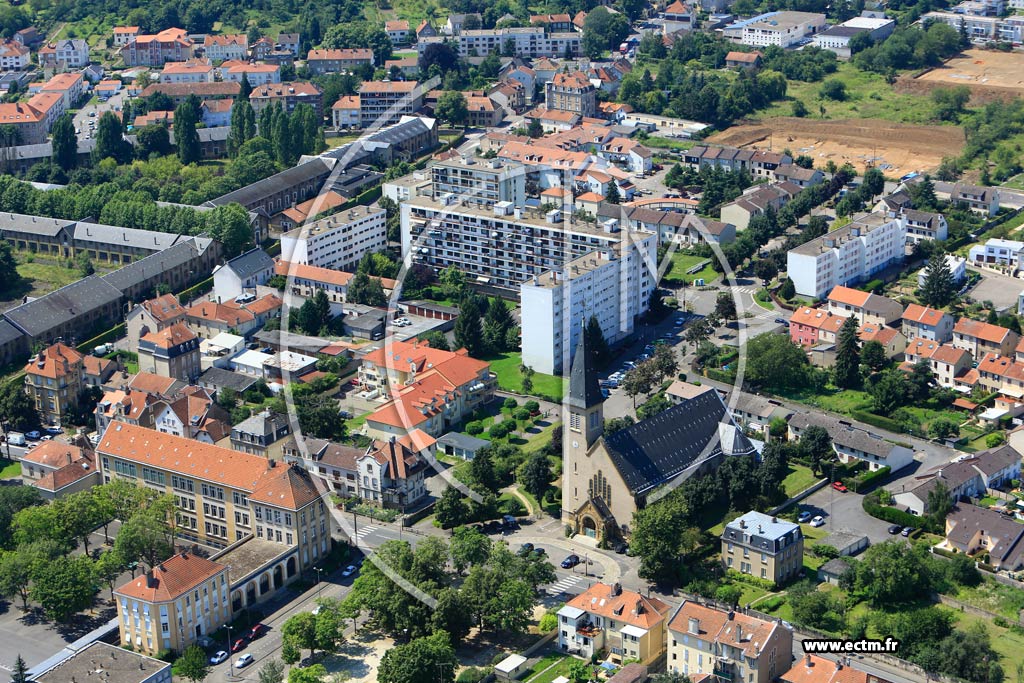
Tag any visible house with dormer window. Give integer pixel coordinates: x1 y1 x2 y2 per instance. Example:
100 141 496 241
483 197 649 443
557 582 670 665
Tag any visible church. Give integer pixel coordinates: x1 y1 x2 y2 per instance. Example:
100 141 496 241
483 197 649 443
561 334 755 543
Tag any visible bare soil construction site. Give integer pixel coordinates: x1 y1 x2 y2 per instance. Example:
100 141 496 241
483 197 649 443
898 49 1024 104
708 117 966 175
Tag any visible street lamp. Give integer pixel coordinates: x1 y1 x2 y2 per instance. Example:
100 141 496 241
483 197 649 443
314 566 323 600
225 624 234 680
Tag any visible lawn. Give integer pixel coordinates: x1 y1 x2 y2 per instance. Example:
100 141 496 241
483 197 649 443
948 609 1024 675
664 251 718 287
523 421 559 455
0 460 20 479
754 288 774 310
486 352 564 401
756 63 941 124
782 463 820 497
953 576 1024 620
644 136 697 151
525 653 574 683
779 387 872 414
17 261 83 292
344 411 371 434
1002 173 1024 191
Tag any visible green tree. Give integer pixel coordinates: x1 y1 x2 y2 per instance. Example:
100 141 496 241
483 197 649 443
0 549 34 608
174 96 202 165
282 611 319 659
51 113 77 171
928 417 959 442
436 91 469 127
605 181 621 204
799 425 833 476
418 331 450 352
439 265 466 300
921 252 957 308
378 632 456 683
258 659 286 683
483 297 514 353
430 587 473 642
527 118 543 138
228 99 257 157
584 315 611 367
115 504 175 570
713 291 737 321
434 486 469 529
747 333 812 391
11 655 28 683
926 480 953 522
94 111 132 164
582 6 630 58
869 369 909 414
58 489 106 555
347 271 388 307
753 259 778 285
849 541 932 606
517 451 553 499
567 660 591 683
449 525 491 573
288 664 328 683
95 548 127 599
820 78 847 100
861 340 888 372
454 297 485 357
173 645 211 683
136 123 172 158
30 554 96 622
834 316 861 389
0 239 22 296
204 203 253 258
630 491 702 583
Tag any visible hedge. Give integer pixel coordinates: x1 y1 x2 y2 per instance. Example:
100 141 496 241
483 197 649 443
177 276 214 304
850 409 903 434
862 492 922 529
705 368 736 384
79 322 127 353
849 465 891 493
726 569 777 591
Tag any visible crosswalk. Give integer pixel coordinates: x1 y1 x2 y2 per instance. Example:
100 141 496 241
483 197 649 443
728 286 759 295
547 573 586 595
351 524 379 544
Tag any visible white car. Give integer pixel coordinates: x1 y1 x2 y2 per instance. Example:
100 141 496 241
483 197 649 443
311 604 321 616
342 564 357 577
810 515 825 527
235 654 254 668
210 651 228 665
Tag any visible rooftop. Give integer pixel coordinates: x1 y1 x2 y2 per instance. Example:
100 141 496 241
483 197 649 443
669 601 784 658
115 550 227 602
33 642 170 683
725 510 800 541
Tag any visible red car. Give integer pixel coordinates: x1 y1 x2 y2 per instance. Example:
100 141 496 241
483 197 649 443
249 623 267 640
231 638 247 653
832 481 848 492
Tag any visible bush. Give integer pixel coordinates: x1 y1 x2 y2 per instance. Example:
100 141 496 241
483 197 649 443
503 397 518 411
457 668 490 683
539 612 558 633
726 569 776 590
465 421 484 435
811 543 841 559
863 491 935 531
987 432 1006 447
524 400 540 413
757 595 786 612
850 409 903 434
513 407 531 421
849 465 891 493
489 421 513 439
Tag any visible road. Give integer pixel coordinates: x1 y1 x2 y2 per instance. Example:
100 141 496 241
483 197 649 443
72 91 125 144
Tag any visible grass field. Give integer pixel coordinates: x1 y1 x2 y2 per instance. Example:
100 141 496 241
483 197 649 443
754 288 774 310
783 463 820 497
947 609 1024 675
0 460 20 479
344 411 371 434
487 352 564 401
644 136 697 151
523 421 559 454
17 261 83 292
757 63 941 124
664 252 718 287
953 576 1024 620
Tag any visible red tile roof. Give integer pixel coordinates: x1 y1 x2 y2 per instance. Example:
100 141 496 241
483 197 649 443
142 294 185 323
116 551 227 602
955 318 1014 345
128 372 178 397
827 285 870 308
566 583 670 630
669 601 781 658
782 654 890 683
25 343 83 379
902 304 948 326
23 441 87 469
141 321 197 349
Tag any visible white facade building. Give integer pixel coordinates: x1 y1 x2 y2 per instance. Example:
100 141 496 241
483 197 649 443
813 16 894 57
969 238 1024 269
430 156 526 207
787 212 906 299
417 27 581 58
917 255 967 288
280 205 387 270
724 11 827 47
521 234 657 374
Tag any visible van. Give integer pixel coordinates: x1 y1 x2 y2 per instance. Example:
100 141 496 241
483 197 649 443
93 343 112 355
7 432 25 446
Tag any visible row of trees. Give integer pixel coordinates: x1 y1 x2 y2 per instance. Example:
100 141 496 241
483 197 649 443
0 480 180 622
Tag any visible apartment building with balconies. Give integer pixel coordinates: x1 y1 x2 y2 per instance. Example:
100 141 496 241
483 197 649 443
557 582 671 665
721 510 804 584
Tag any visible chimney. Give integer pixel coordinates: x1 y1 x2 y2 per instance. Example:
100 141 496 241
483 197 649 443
688 617 700 635
771 516 777 523
836 660 843 671
739 518 746 529
728 610 735 620
805 654 812 667
736 624 742 641
612 582 621 596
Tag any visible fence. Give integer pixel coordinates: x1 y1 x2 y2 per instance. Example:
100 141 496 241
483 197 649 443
767 478 829 515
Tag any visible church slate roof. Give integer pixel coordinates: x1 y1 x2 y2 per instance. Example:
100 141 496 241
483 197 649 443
567 330 602 410
603 390 754 495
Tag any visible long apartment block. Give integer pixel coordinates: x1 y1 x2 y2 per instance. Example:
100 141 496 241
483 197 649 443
400 195 648 292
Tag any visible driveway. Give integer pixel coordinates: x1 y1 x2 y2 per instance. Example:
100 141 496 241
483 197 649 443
965 268 1024 312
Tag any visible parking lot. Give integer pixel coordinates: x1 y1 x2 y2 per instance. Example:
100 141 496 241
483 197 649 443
72 91 125 144
965 268 1024 312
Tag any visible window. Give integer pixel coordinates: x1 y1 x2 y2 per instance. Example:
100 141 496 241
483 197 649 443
233 491 249 507
114 460 137 477
142 467 165 486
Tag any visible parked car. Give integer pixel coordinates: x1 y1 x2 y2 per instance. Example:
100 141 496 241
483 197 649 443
502 514 519 529
888 524 903 535
832 481 848 492
774 318 787 325
484 520 503 533
249 624 267 640
561 554 581 568
25 431 40 440
44 426 61 436
797 511 812 523
231 638 247 653
210 651 229 665
235 654 254 668
901 526 915 537
533 547 546 556
519 543 534 556
338 409 354 419
810 515 825 527
342 565 357 577
613 541 628 555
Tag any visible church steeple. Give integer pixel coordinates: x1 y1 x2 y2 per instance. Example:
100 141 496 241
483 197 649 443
566 328 604 448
